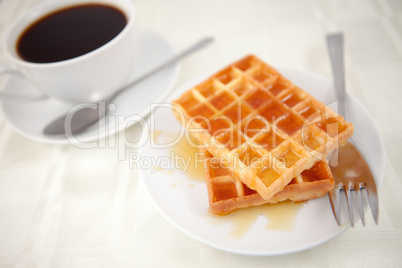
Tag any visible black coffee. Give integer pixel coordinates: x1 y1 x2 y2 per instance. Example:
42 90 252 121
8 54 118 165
17 4 127 63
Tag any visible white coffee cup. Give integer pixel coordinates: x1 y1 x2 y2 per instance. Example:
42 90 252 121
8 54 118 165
1 0 136 103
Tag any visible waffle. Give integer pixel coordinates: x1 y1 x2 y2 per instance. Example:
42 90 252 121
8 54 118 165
204 151 334 215
173 55 353 200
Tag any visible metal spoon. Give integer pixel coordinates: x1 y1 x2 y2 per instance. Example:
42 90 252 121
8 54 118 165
43 36 214 136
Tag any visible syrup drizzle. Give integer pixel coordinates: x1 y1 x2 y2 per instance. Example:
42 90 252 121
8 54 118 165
209 201 306 238
152 130 205 181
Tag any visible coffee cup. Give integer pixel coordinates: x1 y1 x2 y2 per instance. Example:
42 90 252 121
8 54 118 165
1 0 136 103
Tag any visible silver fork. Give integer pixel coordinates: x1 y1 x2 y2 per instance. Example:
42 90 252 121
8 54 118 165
326 33 379 227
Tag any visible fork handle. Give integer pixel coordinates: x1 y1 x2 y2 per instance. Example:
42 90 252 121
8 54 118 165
326 33 348 120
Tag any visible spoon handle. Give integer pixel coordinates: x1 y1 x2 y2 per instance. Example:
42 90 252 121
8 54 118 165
108 36 214 101
326 33 347 120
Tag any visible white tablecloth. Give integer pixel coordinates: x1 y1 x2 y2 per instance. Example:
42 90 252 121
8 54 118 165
0 0 401 267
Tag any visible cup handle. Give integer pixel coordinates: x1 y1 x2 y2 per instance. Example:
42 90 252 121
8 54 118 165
0 63 47 102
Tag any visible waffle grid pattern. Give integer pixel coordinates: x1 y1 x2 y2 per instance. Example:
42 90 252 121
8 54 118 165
204 151 335 215
173 55 353 200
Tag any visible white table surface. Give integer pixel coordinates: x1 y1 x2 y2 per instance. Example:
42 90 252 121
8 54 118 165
0 0 401 267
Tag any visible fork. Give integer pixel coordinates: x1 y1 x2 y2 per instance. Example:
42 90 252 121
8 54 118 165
326 33 379 227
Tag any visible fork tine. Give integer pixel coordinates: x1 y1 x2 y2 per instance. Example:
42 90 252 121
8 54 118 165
356 187 365 226
328 188 341 225
344 186 355 227
366 184 379 224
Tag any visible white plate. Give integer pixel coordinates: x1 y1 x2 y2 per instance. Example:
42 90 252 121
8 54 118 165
138 67 385 256
0 28 180 144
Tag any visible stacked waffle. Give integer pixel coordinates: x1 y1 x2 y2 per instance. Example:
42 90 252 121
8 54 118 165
172 55 353 215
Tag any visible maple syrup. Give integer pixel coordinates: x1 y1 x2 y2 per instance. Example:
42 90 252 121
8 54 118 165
209 201 306 238
170 136 205 181
152 130 205 181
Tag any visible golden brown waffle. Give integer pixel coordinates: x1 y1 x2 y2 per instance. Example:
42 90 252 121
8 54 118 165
204 151 335 215
173 55 353 200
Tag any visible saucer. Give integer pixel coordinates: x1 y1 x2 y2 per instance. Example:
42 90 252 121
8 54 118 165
0 28 180 144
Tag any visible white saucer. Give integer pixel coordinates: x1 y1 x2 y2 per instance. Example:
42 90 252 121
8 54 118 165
0 28 180 144
138 67 385 256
